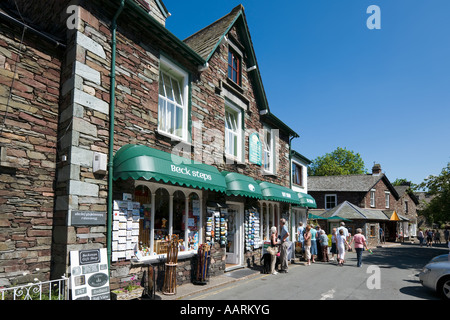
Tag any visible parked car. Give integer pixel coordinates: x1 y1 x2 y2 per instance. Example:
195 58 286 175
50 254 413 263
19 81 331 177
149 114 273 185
419 254 450 300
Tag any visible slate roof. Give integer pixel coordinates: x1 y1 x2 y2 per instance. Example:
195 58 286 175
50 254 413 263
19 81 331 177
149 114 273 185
308 174 386 192
184 4 242 60
320 201 390 221
394 185 419 204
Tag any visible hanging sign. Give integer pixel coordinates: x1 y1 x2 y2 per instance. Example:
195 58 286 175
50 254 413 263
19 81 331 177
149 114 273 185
249 133 262 165
69 248 110 300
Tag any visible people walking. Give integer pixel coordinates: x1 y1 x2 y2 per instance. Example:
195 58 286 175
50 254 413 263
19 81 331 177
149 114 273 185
418 229 424 247
319 230 329 262
330 228 337 261
279 218 290 273
297 222 304 256
337 222 349 242
444 227 449 246
336 229 349 266
434 230 441 245
379 227 385 244
303 225 312 266
267 226 279 275
349 228 369 267
426 229 433 247
316 226 323 261
310 224 317 263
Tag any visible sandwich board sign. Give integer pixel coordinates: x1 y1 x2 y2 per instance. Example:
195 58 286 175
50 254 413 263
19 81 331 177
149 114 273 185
69 248 110 300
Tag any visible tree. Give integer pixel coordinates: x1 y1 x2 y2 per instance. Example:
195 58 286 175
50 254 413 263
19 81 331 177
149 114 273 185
392 178 418 191
417 163 450 225
308 147 366 176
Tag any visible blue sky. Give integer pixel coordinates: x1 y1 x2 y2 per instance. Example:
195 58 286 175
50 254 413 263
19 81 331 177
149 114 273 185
163 0 450 186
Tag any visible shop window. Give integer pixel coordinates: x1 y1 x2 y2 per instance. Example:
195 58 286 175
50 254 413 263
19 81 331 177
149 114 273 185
135 185 151 251
154 188 170 254
370 225 376 237
173 190 186 250
187 193 200 251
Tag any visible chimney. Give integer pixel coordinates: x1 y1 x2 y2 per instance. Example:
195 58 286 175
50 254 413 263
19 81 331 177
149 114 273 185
372 163 382 175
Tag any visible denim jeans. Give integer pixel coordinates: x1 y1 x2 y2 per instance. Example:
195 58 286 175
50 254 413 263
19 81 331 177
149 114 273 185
355 248 364 267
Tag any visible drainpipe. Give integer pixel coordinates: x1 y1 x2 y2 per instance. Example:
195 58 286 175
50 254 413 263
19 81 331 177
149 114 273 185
289 135 294 237
107 0 125 268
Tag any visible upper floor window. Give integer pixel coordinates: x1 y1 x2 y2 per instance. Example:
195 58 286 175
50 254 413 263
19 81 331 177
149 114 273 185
263 127 275 174
370 189 376 207
385 191 390 208
158 56 189 141
325 194 337 209
228 48 241 86
292 162 303 186
224 101 243 162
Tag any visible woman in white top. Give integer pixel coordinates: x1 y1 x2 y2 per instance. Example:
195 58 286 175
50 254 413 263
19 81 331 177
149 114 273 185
337 228 349 266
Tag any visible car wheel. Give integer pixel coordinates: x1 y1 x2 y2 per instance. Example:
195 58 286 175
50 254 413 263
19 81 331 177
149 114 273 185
437 276 450 300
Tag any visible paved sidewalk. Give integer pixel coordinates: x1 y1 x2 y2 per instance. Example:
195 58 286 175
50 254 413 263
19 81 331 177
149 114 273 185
151 267 262 300
147 241 406 300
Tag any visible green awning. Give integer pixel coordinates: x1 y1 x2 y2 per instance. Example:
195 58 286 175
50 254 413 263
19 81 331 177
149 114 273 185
297 192 317 208
308 213 327 220
113 144 227 193
221 171 263 199
258 181 301 205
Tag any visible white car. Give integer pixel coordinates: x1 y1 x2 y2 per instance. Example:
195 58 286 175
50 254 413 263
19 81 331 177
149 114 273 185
419 254 450 300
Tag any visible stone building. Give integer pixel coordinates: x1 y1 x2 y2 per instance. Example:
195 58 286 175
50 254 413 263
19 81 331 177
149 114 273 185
0 0 302 295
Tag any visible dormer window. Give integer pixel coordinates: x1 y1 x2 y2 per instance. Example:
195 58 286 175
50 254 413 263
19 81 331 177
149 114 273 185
228 47 241 86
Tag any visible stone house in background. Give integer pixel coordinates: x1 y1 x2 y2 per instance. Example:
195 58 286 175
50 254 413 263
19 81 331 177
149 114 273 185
308 164 417 243
0 0 302 294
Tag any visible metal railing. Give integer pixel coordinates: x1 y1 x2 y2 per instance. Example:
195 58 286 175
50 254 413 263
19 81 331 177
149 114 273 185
0 276 69 300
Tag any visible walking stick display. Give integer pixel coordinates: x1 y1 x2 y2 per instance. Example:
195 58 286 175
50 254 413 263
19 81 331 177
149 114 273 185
162 235 179 295
194 243 211 285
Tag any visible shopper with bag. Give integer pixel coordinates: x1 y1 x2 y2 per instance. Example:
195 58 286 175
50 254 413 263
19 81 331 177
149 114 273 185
267 226 279 275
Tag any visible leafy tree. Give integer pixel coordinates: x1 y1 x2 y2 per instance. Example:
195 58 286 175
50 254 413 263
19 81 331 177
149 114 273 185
392 178 418 191
417 163 450 224
308 147 366 176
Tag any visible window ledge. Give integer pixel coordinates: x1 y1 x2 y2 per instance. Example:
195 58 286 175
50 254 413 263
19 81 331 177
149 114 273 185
156 129 190 145
132 250 197 264
224 154 245 165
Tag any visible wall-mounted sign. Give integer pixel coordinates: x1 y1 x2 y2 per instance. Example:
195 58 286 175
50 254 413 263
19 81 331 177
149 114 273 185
69 248 110 300
69 211 106 226
249 133 262 165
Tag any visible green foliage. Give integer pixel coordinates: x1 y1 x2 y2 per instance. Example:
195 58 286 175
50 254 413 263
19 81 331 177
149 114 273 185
308 147 366 176
418 163 450 224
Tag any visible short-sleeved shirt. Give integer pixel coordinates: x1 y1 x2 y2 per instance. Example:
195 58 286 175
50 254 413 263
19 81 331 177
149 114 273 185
337 227 349 239
280 225 289 242
353 234 366 249
298 226 304 242
319 234 328 246
310 228 317 241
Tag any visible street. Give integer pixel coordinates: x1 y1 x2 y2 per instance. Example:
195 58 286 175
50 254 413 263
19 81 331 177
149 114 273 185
184 243 449 300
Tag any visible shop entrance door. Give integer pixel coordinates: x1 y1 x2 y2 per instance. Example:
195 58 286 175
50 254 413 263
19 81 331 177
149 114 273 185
225 203 243 267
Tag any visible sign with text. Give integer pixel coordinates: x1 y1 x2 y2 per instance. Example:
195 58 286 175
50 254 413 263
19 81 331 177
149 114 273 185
69 248 110 300
69 210 106 226
249 133 262 165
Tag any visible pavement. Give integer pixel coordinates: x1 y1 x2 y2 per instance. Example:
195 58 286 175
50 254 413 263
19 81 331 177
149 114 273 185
149 241 408 300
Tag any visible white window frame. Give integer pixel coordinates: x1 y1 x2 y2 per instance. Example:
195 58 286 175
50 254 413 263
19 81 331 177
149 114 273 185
385 191 390 208
158 56 189 142
224 100 243 162
291 160 304 187
263 126 275 175
325 194 337 210
370 189 376 207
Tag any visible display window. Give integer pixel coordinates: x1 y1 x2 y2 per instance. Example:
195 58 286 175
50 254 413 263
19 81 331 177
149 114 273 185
113 181 203 262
